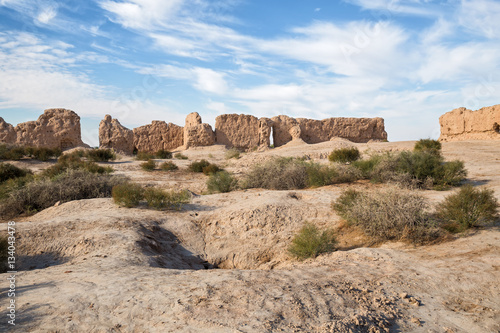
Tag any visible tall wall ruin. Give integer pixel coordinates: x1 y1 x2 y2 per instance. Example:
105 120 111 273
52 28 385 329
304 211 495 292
439 104 500 142
0 109 389 154
0 108 86 150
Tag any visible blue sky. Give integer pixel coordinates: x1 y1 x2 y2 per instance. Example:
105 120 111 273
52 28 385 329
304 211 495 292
0 0 499 146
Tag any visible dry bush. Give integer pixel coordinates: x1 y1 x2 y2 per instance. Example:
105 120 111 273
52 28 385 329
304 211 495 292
225 148 241 160
144 187 190 210
42 153 113 178
155 150 172 159
288 222 337 260
333 187 442 244
1 170 124 218
331 163 363 183
207 171 238 193
352 150 466 189
202 163 221 175
437 185 498 232
160 161 178 171
188 159 210 172
112 182 144 208
136 151 156 161
328 147 360 163
244 157 361 190
140 159 156 171
243 157 309 190
174 153 188 160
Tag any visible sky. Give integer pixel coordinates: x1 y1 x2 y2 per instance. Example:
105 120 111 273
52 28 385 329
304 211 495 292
0 0 499 146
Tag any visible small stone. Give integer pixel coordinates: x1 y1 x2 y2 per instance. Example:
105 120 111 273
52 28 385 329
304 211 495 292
410 317 421 326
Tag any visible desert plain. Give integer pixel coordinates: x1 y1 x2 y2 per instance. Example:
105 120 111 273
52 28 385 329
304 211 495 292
0 139 499 333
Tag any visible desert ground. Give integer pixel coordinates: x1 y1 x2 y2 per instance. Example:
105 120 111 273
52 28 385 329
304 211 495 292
1 139 499 333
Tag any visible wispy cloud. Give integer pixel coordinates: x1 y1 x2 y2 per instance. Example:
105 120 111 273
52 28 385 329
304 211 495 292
36 4 57 24
0 31 181 129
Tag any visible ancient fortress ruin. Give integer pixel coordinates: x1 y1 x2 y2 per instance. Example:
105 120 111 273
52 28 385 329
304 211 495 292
99 113 388 154
2 104 499 153
0 109 387 153
0 109 86 149
439 104 500 142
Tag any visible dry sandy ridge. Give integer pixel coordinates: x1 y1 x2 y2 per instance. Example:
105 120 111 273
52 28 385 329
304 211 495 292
0 140 499 332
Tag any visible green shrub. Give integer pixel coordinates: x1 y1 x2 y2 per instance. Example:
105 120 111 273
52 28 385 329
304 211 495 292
225 148 241 160
0 236 7 273
396 150 441 184
155 150 172 159
333 187 441 244
136 151 156 161
434 160 467 188
331 163 363 184
112 182 144 208
174 153 188 160
28 147 61 161
189 159 210 173
414 139 441 155
2 146 26 160
328 147 360 163
85 148 116 162
140 159 156 171
144 187 190 210
351 151 466 189
202 163 221 175
0 170 124 218
144 187 169 210
207 171 238 193
0 163 32 183
288 222 337 260
332 188 361 219
0 145 63 161
164 189 190 210
305 163 337 188
0 174 34 200
160 161 178 171
352 152 392 180
437 185 498 232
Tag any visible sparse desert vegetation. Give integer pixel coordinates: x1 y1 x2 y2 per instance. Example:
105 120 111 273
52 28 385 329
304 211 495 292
1 139 499 333
160 161 178 171
333 187 442 244
140 159 156 171
0 169 124 218
112 182 190 210
437 185 499 232
206 171 238 193
0 144 62 161
328 147 360 163
288 222 337 260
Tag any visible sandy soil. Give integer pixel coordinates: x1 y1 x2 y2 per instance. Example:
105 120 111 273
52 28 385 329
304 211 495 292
1 140 499 332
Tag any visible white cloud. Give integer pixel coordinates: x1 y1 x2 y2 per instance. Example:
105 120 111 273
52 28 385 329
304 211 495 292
344 0 444 18
458 0 500 39
36 5 57 24
99 0 184 29
193 68 228 95
417 43 500 83
256 21 409 77
0 31 177 133
139 64 228 94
